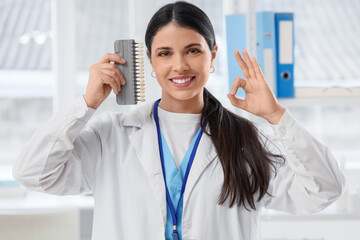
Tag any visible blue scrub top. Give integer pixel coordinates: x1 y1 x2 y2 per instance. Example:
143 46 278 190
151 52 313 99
160 128 202 240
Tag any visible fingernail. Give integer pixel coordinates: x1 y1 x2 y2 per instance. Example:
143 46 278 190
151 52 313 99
231 90 235 95
122 79 126 85
121 59 126 63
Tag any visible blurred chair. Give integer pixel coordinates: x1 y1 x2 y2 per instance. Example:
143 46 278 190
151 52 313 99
0 209 79 240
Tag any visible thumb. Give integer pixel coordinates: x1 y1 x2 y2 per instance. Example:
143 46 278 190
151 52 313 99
227 94 246 110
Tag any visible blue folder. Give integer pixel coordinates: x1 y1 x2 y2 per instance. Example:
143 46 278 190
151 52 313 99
256 11 277 97
275 13 295 98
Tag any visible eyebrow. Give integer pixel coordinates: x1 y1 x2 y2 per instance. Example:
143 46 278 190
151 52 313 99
155 43 203 52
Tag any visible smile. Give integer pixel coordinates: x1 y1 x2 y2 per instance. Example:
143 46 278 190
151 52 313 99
171 77 193 84
169 76 195 87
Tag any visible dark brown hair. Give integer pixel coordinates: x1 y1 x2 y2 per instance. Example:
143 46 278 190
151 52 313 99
145 1 284 209
201 89 284 209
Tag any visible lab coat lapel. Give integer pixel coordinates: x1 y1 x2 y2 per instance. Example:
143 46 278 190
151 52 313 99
183 132 218 211
125 103 167 225
123 101 218 223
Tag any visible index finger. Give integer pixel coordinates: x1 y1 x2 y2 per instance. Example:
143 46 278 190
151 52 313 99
242 50 256 79
252 56 265 81
234 50 250 79
98 53 126 64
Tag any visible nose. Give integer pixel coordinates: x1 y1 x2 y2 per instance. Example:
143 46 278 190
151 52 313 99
172 54 189 73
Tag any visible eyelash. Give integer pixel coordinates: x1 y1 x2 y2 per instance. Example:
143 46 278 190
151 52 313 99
158 51 170 57
188 48 201 54
157 48 201 57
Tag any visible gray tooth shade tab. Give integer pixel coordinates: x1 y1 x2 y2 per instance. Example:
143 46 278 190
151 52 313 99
114 39 145 105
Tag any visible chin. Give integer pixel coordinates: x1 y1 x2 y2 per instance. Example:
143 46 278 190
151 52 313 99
167 90 203 102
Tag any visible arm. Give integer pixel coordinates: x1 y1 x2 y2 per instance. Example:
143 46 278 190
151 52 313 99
13 53 127 195
13 96 101 195
227 49 345 214
263 109 345 214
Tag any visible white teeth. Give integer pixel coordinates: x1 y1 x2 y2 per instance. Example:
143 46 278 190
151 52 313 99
171 77 193 84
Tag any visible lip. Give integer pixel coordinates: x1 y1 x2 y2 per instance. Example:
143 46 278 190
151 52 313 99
169 75 195 87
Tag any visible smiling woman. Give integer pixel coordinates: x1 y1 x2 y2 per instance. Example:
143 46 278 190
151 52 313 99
13 1 345 240
148 23 216 113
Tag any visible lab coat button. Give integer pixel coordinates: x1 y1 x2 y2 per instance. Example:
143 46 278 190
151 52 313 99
183 219 192 229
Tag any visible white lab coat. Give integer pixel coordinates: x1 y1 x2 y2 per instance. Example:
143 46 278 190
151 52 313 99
13 96 345 240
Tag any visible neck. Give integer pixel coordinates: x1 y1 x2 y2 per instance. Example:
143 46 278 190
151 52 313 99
158 92 204 114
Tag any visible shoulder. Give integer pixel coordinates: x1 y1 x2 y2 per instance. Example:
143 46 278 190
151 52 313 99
87 101 155 133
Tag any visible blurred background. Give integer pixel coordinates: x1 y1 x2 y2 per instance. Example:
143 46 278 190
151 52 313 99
0 0 359 239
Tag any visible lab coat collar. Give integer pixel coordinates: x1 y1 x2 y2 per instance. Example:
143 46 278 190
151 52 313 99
124 100 218 224
123 101 155 128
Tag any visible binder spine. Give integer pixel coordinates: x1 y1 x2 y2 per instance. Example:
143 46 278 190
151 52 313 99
114 39 145 105
275 13 294 98
256 11 277 97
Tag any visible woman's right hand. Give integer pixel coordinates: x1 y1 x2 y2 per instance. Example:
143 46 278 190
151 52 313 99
84 53 126 109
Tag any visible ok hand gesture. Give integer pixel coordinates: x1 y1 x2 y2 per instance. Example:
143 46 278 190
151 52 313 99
227 50 286 125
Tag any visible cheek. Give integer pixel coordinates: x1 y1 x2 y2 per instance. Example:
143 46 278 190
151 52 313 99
194 53 212 70
194 59 211 76
152 60 171 76
199 69 210 84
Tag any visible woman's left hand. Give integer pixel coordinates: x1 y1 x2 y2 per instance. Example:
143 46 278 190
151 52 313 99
227 49 286 125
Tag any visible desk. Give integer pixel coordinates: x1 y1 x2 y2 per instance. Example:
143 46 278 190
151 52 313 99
0 189 94 240
0 189 94 214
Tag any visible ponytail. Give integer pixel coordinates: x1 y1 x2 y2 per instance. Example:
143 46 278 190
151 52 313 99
200 88 284 209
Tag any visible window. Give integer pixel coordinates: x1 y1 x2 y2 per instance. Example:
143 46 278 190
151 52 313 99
0 0 53 165
1 0 359 171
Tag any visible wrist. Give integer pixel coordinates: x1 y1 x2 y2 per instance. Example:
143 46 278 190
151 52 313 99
264 105 286 125
83 94 101 109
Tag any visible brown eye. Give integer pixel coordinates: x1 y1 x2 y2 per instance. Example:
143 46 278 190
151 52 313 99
188 48 201 54
159 51 170 57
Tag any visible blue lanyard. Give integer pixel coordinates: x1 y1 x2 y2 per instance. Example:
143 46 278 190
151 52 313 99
153 99 203 240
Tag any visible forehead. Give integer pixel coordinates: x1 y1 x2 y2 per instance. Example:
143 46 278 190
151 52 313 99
151 23 208 49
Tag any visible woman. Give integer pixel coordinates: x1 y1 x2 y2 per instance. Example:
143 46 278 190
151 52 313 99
13 1 344 240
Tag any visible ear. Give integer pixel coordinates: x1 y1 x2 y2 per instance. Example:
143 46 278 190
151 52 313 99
210 45 218 67
146 50 152 65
